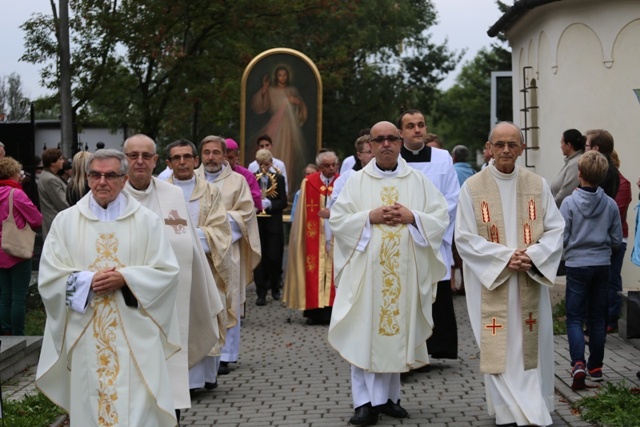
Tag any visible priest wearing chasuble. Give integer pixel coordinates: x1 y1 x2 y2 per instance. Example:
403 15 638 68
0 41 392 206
283 150 340 325
328 121 449 426
36 150 181 427
196 135 261 373
165 138 233 391
122 135 225 414
455 122 564 427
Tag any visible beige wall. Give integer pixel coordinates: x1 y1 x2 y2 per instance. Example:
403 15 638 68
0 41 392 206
505 0 640 289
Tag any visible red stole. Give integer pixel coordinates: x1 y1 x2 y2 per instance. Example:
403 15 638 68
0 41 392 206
303 172 338 309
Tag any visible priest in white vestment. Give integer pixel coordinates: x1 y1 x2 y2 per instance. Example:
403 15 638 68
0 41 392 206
164 139 234 390
329 121 449 426
36 149 181 427
122 134 224 413
455 122 564 427
196 135 261 374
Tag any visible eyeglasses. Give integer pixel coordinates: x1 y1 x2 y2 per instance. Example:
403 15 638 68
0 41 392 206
125 152 155 161
169 154 195 163
491 141 521 150
371 135 402 144
87 171 125 182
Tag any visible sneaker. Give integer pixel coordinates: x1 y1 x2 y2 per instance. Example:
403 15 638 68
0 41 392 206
571 362 587 390
588 367 603 382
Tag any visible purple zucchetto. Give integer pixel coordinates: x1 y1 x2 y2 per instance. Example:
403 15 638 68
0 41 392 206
225 138 239 151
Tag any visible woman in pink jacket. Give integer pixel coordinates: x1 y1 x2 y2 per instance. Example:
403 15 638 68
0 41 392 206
0 157 43 335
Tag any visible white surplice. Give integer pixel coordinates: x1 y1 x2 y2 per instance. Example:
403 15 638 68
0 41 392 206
455 164 564 427
36 192 181 427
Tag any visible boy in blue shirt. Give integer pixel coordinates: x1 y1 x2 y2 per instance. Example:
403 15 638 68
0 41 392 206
560 150 622 390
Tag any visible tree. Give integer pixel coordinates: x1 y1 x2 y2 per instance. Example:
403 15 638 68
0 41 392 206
431 0 512 161
20 0 461 159
0 73 29 122
434 45 511 151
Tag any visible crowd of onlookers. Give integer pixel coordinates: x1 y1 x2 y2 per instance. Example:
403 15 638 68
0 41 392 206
0 141 95 336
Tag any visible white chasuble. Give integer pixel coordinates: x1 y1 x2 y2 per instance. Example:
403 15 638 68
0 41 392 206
328 159 449 373
36 192 181 427
196 165 261 321
185 176 233 356
125 178 223 410
455 164 564 427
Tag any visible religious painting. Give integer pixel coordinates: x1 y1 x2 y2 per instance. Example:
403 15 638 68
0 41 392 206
241 48 322 200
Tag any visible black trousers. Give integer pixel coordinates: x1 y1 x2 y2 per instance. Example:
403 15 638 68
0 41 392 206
426 280 458 359
254 216 284 298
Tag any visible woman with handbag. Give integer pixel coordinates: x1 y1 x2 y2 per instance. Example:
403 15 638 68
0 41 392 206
0 157 43 335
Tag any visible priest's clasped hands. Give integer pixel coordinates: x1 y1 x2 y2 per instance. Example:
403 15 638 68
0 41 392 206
507 249 533 272
369 202 416 226
91 267 127 294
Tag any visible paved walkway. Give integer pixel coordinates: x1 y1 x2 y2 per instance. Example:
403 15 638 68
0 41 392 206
4 284 640 426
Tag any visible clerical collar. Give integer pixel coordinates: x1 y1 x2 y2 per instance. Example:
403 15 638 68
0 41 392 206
403 142 425 155
376 163 398 173
89 192 126 221
321 174 333 185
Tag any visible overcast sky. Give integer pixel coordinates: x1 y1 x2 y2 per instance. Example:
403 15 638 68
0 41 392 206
0 1 505 101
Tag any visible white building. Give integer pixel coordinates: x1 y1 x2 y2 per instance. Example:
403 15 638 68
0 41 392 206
489 0 640 289
33 121 126 154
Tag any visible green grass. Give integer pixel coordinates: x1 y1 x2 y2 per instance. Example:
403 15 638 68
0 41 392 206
553 298 567 335
1 392 65 426
575 381 640 427
24 282 47 336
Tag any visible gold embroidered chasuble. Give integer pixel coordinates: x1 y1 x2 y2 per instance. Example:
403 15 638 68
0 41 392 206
125 178 224 410
36 193 180 427
328 159 449 372
465 168 544 374
283 172 338 311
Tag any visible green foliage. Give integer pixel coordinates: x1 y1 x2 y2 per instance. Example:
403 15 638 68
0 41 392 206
553 298 567 335
432 38 511 159
0 73 29 121
19 0 462 158
1 393 65 426
575 381 640 426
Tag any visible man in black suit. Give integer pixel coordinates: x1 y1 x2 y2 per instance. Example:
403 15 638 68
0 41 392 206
254 149 288 305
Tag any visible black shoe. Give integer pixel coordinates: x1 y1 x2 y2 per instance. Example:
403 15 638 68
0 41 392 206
272 291 281 301
204 381 218 390
376 399 408 419
256 296 267 306
306 317 321 325
218 362 230 375
349 403 378 426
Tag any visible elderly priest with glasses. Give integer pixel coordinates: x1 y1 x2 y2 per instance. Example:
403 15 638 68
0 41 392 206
328 121 449 426
36 149 182 427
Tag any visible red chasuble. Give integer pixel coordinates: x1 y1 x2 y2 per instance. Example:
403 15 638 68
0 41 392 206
284 171 339 311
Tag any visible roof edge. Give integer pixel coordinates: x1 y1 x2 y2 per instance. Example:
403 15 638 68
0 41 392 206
488 0 562 37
